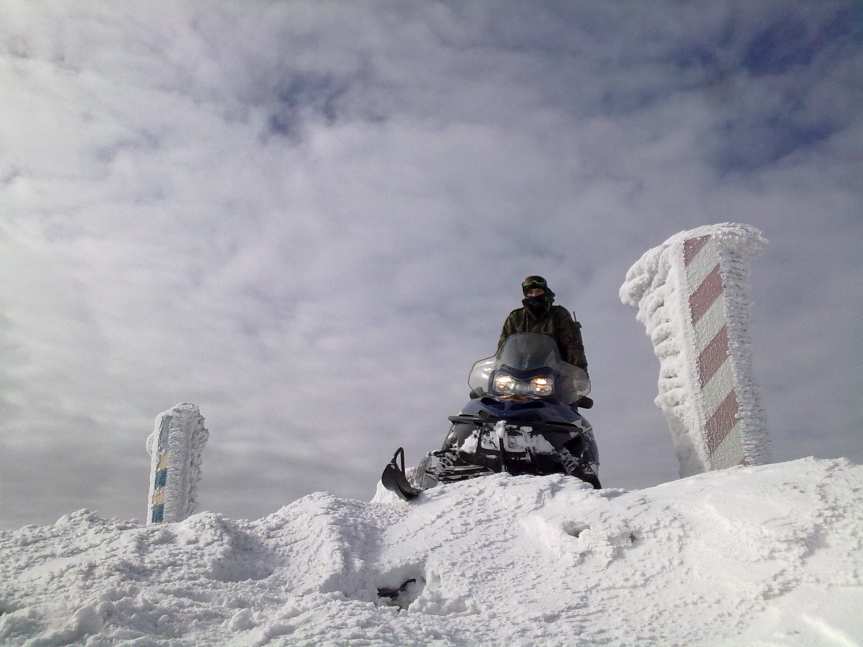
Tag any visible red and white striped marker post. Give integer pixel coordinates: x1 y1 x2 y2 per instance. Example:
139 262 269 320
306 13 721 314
621 223 769 475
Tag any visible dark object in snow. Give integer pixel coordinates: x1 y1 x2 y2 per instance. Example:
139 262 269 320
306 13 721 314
377 578 417 600
381 333 601 500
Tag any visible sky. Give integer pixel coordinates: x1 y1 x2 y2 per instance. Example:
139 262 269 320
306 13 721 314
1 1 861 529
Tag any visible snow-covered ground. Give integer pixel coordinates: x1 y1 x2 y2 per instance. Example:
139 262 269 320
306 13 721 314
2 457 861 646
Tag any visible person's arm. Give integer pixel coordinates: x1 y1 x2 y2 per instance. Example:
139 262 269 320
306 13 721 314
497 312 516 353
556 308 588 371
571 316 588 372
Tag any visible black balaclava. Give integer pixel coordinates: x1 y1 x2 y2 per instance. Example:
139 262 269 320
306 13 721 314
523 294 547 315
521 275 554 316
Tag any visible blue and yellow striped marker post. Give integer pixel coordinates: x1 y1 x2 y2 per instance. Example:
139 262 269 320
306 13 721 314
149 416 170 524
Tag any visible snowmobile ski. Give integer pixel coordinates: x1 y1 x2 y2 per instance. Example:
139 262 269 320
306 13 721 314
381 447 422 501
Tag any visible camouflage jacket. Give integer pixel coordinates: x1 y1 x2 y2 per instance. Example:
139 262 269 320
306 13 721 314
497 305 588 371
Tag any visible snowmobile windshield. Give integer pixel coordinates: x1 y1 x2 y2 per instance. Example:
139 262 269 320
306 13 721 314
497 333 561 370
467 333 590 401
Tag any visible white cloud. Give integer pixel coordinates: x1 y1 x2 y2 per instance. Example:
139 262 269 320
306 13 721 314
1 0 861 527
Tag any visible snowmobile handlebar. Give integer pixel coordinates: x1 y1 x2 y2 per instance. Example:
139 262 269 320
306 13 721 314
447 414 583 433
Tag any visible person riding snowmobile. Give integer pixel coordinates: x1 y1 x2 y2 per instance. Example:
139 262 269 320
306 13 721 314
498 275 589 374
378 274 600 502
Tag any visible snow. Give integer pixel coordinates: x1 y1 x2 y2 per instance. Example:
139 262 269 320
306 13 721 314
620 223 769 474
2 458 861 646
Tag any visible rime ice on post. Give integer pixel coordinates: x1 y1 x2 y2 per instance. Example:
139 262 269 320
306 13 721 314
620 223 769 475
145 403 209 524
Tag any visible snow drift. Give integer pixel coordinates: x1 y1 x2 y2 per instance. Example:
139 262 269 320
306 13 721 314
621 223 769 475
2 458 861 646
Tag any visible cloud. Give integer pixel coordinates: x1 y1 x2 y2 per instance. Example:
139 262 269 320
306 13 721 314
1 1 861 527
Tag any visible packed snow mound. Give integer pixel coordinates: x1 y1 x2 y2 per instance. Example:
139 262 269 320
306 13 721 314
2 459 862 646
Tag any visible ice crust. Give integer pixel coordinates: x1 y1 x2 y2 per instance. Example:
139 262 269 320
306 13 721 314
2 458 861 646
145 403 209 524
620 223 769 475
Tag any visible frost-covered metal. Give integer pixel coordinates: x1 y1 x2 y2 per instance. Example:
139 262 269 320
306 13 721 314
145 403 209 524
620 223 769 475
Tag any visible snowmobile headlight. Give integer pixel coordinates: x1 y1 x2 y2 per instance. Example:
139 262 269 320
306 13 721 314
493 373 517 395
529 375 554 396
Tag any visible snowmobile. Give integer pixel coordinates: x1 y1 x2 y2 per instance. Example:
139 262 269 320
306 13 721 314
381 332 600 501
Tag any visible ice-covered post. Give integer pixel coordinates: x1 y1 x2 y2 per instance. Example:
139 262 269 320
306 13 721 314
145 403 209 524
620 223 769 476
